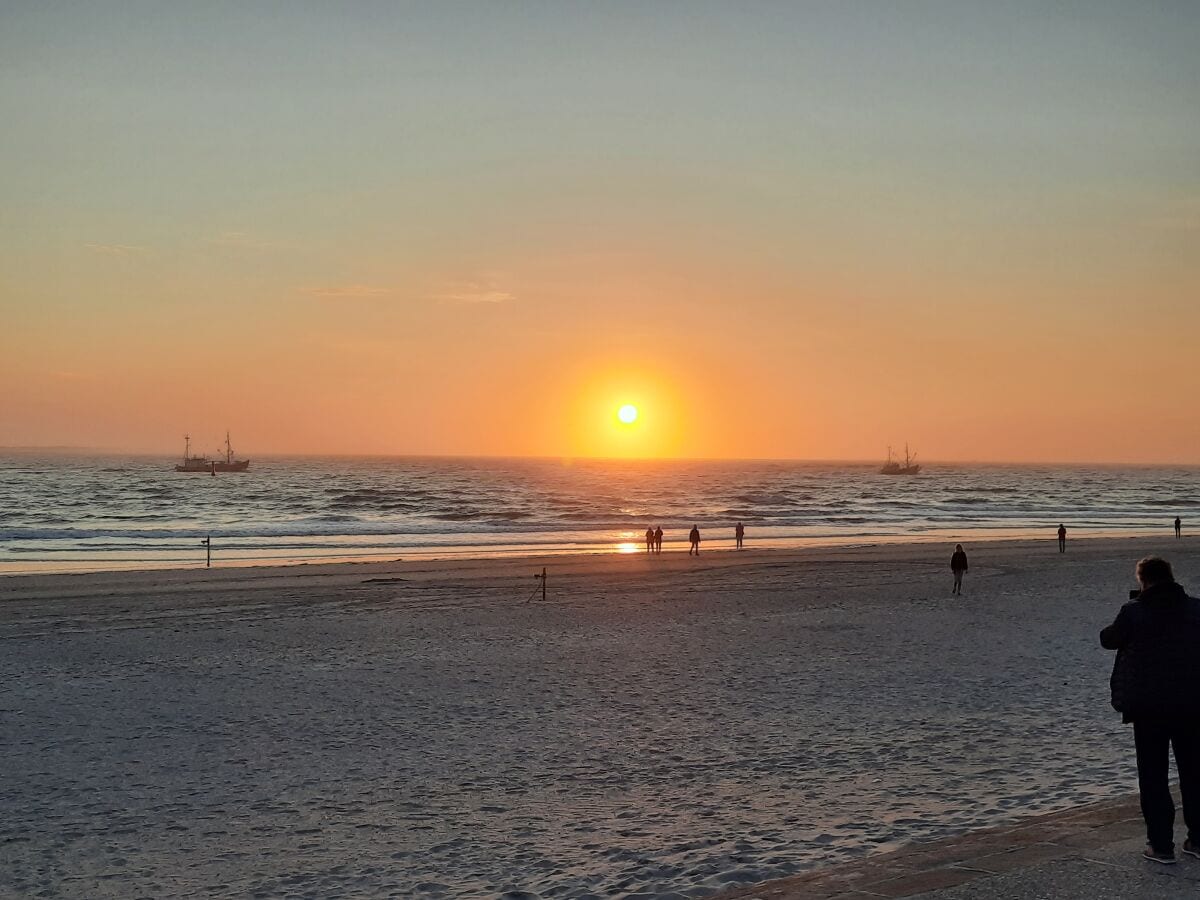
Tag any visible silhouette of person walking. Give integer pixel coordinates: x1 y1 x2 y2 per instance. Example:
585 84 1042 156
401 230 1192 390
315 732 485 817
1176 517 1183 540
1058 524 1067 553
688 524 701 556
654 525 663 554
735 522 745 550
950 544 968 595
645 526 654 554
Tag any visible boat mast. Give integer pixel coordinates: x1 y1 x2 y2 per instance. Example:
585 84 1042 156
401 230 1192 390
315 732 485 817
184 434 190 461
225 431 233 464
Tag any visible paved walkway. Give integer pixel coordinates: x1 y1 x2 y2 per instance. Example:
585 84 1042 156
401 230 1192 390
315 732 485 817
718 793 1200 899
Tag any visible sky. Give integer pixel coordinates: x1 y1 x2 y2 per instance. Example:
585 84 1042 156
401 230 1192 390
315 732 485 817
2 2 1198 462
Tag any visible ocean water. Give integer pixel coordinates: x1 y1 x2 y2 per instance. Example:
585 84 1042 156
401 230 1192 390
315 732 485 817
0 454 1196 573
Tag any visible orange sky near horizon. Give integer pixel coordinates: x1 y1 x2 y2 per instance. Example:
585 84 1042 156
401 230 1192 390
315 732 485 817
2 5 1198 464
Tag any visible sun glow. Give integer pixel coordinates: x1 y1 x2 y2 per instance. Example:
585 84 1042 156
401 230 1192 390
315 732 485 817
565 370 685 458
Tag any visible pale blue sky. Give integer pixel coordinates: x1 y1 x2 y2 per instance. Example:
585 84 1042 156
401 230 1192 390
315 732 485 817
5 3 1196 254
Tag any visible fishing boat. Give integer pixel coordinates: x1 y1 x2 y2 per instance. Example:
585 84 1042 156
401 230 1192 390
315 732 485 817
175 432 250 473
880 444 921 475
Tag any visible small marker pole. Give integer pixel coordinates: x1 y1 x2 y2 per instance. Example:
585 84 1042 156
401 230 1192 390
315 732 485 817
533 566 546 602
202 534 211 568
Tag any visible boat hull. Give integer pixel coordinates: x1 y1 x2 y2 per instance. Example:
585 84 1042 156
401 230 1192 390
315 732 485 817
175 460 250 473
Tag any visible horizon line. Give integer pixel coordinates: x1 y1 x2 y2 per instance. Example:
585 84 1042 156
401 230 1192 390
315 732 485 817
2 446 1199 468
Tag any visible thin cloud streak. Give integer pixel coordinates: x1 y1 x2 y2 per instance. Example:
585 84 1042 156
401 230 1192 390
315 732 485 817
302 284 392 299
84 242 146 255
436 278 516 304
206 231 281 250
444 289 515 304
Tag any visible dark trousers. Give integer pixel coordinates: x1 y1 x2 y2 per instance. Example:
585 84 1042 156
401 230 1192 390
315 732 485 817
1133 716 1200 852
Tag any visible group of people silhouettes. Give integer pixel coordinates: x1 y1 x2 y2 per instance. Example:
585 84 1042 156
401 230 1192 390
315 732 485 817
646 517 1182 570
643 522 747 555
951 518 1185 595
643 526 664 553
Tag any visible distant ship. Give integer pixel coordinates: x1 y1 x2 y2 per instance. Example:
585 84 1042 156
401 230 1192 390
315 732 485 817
175 432 250 473
880 444 921 475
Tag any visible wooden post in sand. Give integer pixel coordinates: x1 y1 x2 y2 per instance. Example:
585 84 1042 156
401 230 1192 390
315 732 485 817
534 567 546 602
201 535 211 568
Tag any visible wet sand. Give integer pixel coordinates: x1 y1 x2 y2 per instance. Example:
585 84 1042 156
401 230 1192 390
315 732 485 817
1 536 1194 897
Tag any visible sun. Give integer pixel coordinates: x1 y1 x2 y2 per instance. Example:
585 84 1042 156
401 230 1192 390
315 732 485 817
617 404 639 425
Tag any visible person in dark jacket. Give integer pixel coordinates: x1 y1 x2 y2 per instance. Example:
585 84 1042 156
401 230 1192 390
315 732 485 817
654 525 663 554
1100 557 1200 864
1057 524 1067 553
1176 517 1183 539
950 544 968 595
688 525 701 556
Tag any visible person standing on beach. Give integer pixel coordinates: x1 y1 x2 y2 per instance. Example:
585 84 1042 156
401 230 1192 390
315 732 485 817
1176 517 1183 539
645 527 655 554
1057 524 1067 553
735 522 745 550
688 525 701 556
950 544 968 595
1101 557 1200 865
654 525 663 554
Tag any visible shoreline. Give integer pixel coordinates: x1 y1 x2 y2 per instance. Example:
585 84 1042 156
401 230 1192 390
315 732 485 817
0 525 1187 580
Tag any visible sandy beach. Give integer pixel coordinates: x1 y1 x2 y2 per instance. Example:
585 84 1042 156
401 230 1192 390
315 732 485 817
2 536 1195 897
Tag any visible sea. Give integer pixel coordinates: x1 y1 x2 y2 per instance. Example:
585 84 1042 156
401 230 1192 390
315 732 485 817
0 454 1196 573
